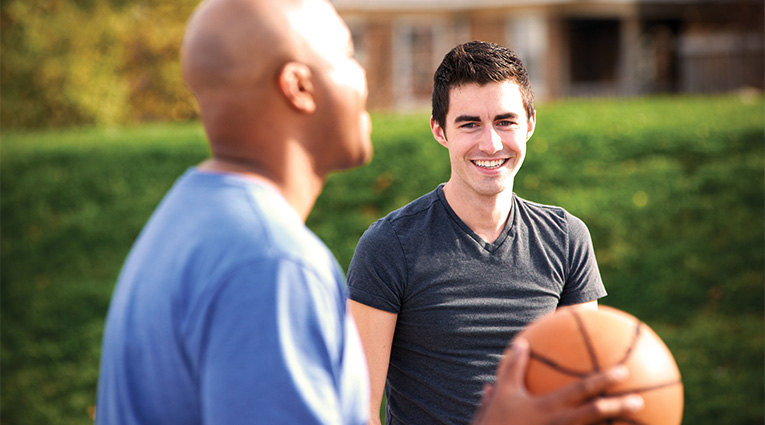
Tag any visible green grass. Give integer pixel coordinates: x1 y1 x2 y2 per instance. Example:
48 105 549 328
2 95 763 424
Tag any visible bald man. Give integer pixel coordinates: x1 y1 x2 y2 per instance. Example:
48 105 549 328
96 0 371 423
95 0 642 424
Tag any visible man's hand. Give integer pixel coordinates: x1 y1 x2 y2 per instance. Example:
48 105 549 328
472 338 644 425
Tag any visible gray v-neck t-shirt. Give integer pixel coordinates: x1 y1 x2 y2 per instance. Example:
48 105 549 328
347 184 606 425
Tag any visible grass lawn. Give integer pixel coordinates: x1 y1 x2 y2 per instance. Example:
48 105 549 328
2 95 763 424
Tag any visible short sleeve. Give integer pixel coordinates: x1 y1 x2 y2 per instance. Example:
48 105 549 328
346 219 408 314
559 213 607 306
193 259 351 425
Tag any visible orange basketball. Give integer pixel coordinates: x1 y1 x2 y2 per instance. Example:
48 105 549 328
515 305 684 425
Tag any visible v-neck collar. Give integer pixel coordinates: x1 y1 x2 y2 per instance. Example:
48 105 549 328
435 184 517 253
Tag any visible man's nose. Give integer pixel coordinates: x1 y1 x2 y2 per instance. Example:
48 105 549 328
479 127 503 153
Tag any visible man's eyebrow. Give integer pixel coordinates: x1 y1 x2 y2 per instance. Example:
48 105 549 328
454 115 481 124
495 113 519 121
453 113 519 124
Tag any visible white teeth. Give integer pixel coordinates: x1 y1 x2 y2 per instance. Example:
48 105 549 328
473 159 506 169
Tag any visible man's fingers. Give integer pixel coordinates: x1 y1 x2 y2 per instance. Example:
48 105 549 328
554 365 629 405
541 366 644 425
471 384 495 425
496 338 530 388
476 340 645 425
567 394 645 425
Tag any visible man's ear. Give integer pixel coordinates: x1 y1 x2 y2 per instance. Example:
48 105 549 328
430 116 448 148
278 62 316 113
526 110 536 141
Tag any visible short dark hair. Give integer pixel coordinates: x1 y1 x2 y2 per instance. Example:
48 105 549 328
431 41 535 130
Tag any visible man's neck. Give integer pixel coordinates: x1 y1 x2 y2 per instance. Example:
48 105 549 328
198 155 323 222
442 181 514 244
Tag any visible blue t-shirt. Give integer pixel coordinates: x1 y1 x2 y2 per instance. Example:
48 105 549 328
96 169 369 425
347 185 605 425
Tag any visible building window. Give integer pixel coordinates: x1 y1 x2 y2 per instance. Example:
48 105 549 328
347 20 368 68
568 19 620 83
393 20 444 109
508 12 549 99
409 27 434 98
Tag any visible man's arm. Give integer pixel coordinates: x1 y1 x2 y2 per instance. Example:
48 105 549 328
348 300 398 425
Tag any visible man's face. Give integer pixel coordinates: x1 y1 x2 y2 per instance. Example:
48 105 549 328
294 0 373 172
430 81 535 198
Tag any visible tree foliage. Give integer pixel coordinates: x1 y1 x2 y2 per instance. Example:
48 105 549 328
1 0 199 129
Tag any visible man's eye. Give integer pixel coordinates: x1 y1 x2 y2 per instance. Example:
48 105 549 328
497 120 513 126
461 123 478 128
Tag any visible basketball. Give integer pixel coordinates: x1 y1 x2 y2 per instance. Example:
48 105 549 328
515 305 683 425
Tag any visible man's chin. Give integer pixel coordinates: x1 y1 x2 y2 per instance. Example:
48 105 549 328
349 145 374 170
331 142 373 172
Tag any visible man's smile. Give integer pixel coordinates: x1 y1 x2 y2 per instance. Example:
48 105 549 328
472 158 508 169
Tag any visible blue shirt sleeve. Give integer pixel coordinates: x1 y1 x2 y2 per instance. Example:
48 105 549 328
189 258 355 424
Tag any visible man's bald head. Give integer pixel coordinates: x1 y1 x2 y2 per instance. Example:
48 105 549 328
182 0 293 98
180 0 371 186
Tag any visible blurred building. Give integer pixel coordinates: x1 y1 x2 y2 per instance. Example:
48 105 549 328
332 0 764 110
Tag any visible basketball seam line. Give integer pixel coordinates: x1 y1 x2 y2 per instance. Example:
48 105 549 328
526 350 682 393
571 309 601 372
605 379 683 396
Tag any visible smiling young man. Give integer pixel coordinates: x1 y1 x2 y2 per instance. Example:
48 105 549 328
347 41 607 425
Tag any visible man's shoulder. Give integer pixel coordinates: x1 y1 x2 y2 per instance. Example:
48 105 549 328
357 186 442 248
514 194 570 220
373 187 442 230
513 194 593 239
168 169 335 274
389 186 443 220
